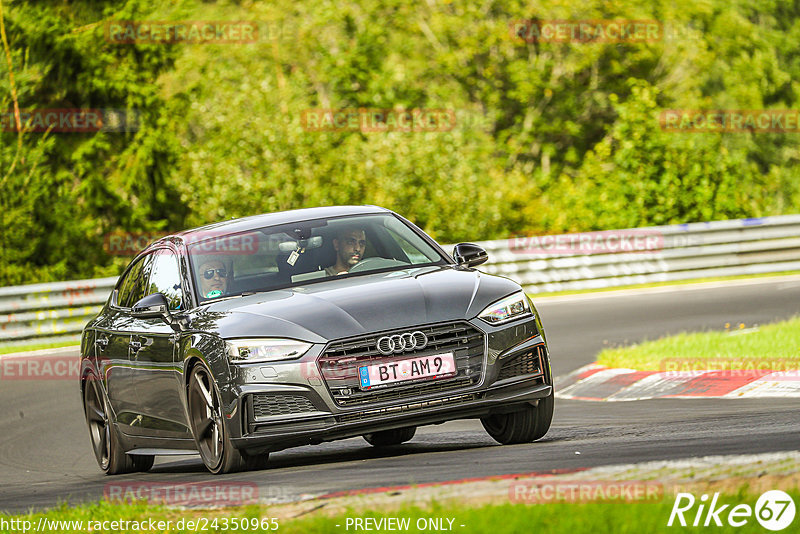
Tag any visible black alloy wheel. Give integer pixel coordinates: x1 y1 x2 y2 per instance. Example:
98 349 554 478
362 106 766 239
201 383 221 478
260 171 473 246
188 364 268 474
83 374 153 474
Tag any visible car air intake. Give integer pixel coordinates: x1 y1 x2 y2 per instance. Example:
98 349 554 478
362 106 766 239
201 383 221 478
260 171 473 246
497 344 546 381
251 393 317 420
337 393 480 423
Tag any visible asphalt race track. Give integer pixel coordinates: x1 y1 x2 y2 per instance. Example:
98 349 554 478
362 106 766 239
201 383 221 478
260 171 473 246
1 277 799 512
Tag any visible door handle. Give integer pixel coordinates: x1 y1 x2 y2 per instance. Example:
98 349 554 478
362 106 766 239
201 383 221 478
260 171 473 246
129 341 142 352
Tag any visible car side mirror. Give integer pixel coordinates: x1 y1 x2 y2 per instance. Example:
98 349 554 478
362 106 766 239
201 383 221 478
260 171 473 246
453 243 488 267
131 293 172 322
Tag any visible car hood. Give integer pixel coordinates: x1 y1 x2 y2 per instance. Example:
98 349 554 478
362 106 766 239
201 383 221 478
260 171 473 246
189 266 521 342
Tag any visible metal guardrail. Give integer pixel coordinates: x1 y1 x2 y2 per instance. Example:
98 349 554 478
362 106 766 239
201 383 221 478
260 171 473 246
0 277 117 347
475 214 800 293
1 215 799 346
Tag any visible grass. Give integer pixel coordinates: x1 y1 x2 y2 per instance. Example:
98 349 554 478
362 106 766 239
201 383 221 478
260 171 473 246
528 269 800 298
0 340 79 355
3 488 797 534
596 316 800 371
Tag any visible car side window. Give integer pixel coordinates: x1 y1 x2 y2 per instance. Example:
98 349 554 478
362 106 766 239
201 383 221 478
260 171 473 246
117 253 155 308
117 256 144 308
147 249 184 311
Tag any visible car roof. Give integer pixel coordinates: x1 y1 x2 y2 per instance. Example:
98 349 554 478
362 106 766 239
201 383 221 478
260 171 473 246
169 205 392 243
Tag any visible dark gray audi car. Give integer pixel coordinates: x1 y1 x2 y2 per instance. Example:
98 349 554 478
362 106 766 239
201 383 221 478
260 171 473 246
80 206 553 474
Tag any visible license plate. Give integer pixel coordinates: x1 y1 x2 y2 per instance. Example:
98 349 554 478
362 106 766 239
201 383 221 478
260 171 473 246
358 352 456 389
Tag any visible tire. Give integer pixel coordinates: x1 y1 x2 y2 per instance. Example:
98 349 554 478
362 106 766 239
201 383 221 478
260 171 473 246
83 375 149 475
481 392 554 445
363 426 416 447
188 364 264 474
242 451 270 471
131 455 155 472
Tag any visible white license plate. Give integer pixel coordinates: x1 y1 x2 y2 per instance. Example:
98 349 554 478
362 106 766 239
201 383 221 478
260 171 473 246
358 352 456 389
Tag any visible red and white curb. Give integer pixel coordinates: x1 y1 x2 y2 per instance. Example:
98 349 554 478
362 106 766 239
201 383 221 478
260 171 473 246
556 364 800 401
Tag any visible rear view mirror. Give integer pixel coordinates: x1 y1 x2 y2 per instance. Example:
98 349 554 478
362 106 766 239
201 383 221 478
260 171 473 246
278 236 323 252
278 241 297 253
453 243 488 267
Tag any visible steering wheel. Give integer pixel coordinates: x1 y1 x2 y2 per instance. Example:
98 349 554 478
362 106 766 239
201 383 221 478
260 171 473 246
348 257 407 273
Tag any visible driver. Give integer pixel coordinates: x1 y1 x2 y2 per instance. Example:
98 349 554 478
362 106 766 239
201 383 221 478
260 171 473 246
325 228 366 276
197 258 229 299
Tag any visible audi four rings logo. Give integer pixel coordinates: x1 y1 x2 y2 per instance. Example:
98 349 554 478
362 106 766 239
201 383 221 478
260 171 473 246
376 331 428 355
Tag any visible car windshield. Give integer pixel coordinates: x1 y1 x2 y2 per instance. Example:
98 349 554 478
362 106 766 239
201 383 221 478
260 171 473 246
187 214 446 302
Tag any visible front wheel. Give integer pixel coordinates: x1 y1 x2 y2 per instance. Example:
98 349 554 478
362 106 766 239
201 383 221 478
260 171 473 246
188 365 245 474
481 392 554 445
363 426 416 447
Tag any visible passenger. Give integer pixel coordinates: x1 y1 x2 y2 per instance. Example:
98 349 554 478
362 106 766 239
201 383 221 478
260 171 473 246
325 228 366 276
197 258 229 299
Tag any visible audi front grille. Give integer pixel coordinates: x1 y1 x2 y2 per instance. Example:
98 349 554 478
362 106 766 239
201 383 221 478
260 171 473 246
318 321 485 407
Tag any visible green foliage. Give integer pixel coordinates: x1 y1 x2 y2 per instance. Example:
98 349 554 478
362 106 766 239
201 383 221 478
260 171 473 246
0 0 188 285
2 0 800 284
550 80 766 230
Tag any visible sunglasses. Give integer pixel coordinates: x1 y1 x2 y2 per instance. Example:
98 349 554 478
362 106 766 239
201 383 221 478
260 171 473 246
202 268 228 280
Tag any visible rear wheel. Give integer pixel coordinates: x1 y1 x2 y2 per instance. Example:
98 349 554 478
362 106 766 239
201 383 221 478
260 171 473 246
83 375 152 474
188 364 268 473
363 426 416 447
481 392 554 445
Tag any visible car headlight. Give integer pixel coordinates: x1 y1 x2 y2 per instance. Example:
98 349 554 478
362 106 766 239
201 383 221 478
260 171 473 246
478 291 532 325
225 339 311 364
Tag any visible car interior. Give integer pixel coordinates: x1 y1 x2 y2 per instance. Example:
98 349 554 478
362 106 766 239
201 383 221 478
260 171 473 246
222 221 418 296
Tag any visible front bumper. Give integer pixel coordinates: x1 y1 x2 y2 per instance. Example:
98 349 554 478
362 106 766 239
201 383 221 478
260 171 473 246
225 317 552 454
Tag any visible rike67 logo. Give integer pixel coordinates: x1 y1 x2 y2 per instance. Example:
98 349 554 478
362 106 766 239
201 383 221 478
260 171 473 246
668 491 796 530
